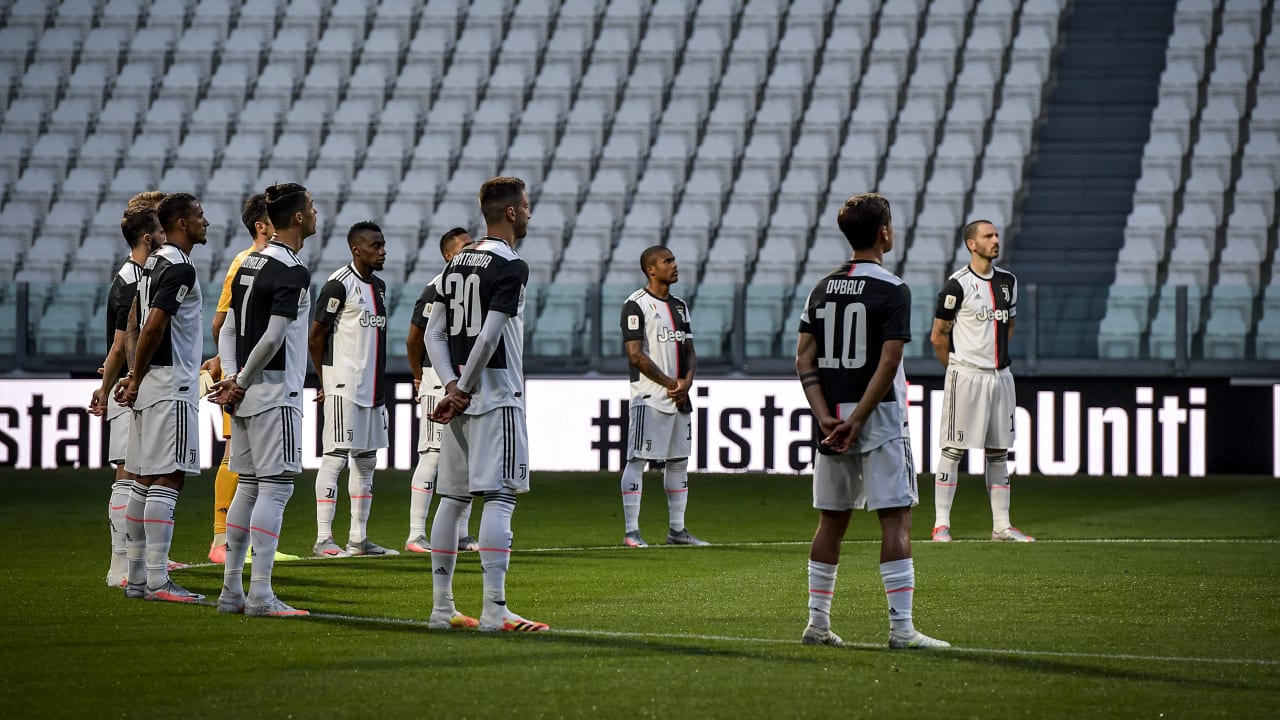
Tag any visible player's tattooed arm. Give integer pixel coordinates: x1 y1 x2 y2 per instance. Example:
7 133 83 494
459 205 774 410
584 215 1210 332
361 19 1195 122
930 318 954 368
795 332 837 437
625 339 677 390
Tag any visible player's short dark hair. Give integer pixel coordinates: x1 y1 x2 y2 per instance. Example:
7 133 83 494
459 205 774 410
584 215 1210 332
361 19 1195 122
962 219 995 245
265 183 309 229
241 193 269 237
126 191 166 212
156 192 199 232
439 226 470 253
639 245 668 275
347 220 382 245
836 193 892 250
478 176 526 224
120 207 160 249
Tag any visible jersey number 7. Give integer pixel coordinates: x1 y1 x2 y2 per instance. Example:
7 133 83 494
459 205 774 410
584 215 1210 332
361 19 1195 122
237 274 256 334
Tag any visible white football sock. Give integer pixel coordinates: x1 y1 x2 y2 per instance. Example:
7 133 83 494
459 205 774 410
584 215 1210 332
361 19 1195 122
620 458 645 533
222 477 257 600
664 458 690 531
880 558 915 633
807 560 838 629
107 478 131 583
430 494 467 615
408 450 438 541
125 481 148 587
986 450 1012 532
248 478 294 605
457 497 473 541
315 451 345 542
144 485 179 590
934 447 964 528
347 451 376 544
479 492 516 612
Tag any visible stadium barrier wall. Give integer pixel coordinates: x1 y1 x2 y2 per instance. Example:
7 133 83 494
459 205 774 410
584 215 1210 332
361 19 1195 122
0 378 1275 477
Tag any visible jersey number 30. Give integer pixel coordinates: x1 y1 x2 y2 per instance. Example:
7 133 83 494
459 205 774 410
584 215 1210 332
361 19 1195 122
815 301 867 369
443 273 482 337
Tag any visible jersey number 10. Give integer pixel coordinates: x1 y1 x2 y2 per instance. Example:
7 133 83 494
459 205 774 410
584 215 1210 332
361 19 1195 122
444 272 482 337
815 301 867 369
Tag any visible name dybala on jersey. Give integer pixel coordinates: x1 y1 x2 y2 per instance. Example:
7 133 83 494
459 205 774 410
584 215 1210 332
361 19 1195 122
314 263 388 407
135 244 202 410
620 289 694 414
437 237 528 416
229 240 311 417
799 260 912 453
106 258 143 419
934 265 1016 370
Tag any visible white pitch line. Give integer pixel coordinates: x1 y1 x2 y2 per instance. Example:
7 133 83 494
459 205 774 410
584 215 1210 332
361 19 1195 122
173 537 1280 571
298 611 1280 668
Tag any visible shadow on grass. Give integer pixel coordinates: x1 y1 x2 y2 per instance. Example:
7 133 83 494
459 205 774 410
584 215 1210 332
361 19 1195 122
300 612 830 666
887 646 1277 692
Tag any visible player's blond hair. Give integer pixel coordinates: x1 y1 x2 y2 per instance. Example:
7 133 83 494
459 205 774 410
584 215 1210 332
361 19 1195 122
126 191 166 212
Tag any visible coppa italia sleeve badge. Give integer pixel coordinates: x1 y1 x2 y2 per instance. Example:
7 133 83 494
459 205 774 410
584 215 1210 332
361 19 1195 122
627 315 640 330
944 295 956 310
327 297 341 313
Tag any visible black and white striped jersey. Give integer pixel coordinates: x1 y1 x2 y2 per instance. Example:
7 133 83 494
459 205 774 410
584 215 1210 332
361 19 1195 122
410 274 444 399
107 258 143 348
934 265 1017 370
435 237 528 415
620 288 694 414
798 260 912 452
105 258 143 419
135 244 202 409
314 263 388 407
229 240 312 416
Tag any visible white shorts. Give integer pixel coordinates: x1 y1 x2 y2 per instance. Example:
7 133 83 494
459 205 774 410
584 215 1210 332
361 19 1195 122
108 412 130 466
417 392 444 453
626 404 692 461
125 400 200 477
321 394 389 453
940 365 1016 449
437 406 529 496
230 406 303 478
813 438 918 512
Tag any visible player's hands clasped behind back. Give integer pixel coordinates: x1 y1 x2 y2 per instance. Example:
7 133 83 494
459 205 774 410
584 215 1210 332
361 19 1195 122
819 415 865 454
206 375 245 409
89 387 108 416
114 375 139 408
428 381 471 424
199 357 222 381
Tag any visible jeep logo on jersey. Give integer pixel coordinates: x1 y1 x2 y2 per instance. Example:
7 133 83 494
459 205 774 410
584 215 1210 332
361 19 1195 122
656 326 685 343
976 308 1010 322
359 312 387 328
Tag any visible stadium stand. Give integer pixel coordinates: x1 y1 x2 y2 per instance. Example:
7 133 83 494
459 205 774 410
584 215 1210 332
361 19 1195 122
0 0 1276 367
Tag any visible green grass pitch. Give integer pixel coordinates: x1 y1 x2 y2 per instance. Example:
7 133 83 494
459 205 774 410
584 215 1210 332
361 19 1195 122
1 469 1277 719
